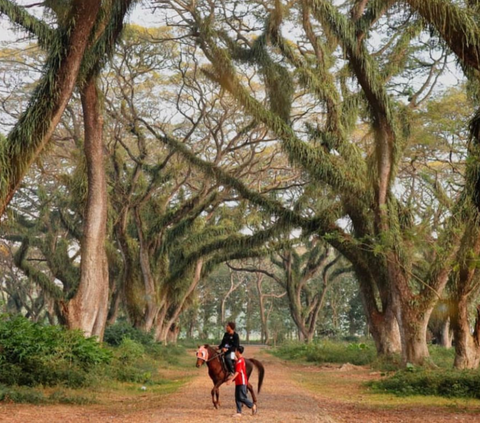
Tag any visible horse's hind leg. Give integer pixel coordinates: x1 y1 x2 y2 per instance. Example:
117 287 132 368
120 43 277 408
247 382 257 404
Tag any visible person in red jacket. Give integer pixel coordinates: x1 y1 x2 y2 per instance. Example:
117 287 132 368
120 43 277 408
226 345 257 417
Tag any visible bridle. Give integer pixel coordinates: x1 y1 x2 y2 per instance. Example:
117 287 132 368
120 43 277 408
196 346 224 363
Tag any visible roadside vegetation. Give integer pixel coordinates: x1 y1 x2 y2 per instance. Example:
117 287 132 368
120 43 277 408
0 316 192 404
271 341 480 402
271 339 377 366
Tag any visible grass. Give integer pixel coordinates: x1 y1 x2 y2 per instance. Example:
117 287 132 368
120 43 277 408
266 347 480 415
296 368 480 409
268 340 480 412
0 339 195 405
370 368 480 399
0 385 95 405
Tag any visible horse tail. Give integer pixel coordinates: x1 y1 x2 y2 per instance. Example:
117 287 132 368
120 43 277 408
248 358 265 394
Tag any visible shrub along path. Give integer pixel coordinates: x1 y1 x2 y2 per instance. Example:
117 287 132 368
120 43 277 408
1 345 480 422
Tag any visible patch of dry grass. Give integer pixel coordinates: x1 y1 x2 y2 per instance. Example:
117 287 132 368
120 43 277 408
291 364 480 413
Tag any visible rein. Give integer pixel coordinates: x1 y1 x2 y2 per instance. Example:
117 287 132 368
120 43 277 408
206 351 223 363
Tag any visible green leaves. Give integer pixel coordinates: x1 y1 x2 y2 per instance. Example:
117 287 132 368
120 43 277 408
0 315 111 387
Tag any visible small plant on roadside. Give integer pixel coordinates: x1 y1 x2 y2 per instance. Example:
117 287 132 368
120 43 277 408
271 340 376 366
370 368 480 399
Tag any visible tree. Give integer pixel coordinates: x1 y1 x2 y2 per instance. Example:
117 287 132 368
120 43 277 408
228 238 351 343
153 0 471 365
0 0 102 214
102 25 300 342
0 0 140 338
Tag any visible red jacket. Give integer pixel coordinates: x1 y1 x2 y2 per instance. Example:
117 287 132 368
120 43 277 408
234 357 248 386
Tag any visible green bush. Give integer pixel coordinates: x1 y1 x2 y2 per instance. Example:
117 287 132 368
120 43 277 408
0 315 111 387
147 343 186 364
272 340 376 366
115 338 146 363
106 338 175 384
0 315 194 403
104 322 188 364
428 345 455 368
104 322 154 347
370 368 480 399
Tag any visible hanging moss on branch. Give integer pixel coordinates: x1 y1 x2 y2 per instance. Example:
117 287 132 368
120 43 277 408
0 0 139 217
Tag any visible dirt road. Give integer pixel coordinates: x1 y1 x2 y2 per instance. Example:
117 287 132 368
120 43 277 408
0 346 479 422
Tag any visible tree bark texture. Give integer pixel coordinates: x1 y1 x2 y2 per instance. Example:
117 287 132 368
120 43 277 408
63 77 109 339
154 260 203 344
452 300 480 369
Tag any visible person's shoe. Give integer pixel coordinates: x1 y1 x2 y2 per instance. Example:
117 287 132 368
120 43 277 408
232 413 242 417
252 404 257 415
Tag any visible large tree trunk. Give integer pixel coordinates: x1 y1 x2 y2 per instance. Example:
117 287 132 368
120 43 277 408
397 305 432 366
357 271 401 355
154 260 203 344
391 265 436 365
452 300 480 369
367 307 401 355
305 330 315 343
135 209 160 333
63 77 109 339
450 223 480 368
286 279 315 343
290 301 309 342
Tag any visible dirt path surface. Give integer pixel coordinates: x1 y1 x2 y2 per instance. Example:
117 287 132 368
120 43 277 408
1 346 480 422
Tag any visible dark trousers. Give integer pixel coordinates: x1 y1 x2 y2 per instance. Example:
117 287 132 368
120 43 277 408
225 354 234 373
235 384 253 413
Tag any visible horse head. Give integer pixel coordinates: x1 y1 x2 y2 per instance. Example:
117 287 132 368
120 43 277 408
196 344 210 367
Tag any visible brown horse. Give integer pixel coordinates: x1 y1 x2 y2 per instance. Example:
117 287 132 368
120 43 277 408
195 344 265 409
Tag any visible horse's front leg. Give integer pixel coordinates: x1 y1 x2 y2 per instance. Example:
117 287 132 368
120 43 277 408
247 382 257 404
215 380 223 408
211 386 217 409
211 381 223 409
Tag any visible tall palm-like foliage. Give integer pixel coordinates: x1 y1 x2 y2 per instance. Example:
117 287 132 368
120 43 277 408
393 0 480 368
0 0 138 338
155 0 472 365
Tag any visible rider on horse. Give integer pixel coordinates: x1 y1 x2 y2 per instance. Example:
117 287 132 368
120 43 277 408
218 321 240 379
